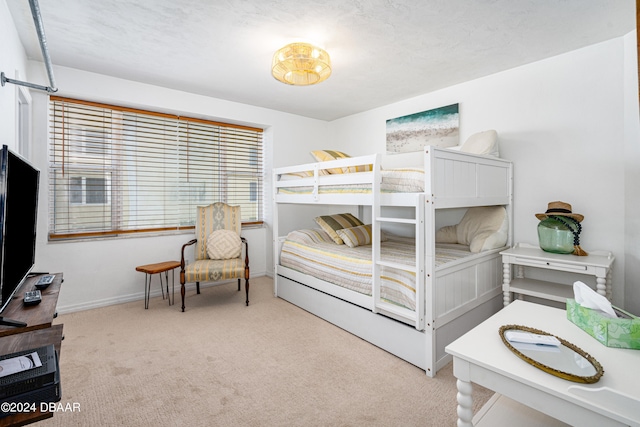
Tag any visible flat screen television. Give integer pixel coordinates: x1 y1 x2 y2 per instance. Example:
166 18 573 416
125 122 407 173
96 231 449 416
0 145 39 327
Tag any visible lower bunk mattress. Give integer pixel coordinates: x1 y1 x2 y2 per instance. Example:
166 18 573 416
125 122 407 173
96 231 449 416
279 228 474 312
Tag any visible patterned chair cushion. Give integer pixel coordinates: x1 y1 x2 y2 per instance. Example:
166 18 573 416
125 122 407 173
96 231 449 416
206 230 242 260
184 258 244 283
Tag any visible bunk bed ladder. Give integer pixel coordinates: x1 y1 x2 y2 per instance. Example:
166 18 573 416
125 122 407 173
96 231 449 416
373 194 426 330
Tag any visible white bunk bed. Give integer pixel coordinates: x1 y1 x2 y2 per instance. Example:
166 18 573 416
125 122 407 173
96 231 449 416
272 146 513 377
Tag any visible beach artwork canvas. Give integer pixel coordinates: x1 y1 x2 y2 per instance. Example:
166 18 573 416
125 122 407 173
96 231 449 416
386 104 459 153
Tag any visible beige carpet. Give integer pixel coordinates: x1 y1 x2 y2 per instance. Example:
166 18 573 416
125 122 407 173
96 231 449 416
42 276 493 426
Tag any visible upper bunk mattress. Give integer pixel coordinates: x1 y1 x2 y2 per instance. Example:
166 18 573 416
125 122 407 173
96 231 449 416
279 228 473 311
277 168 425 194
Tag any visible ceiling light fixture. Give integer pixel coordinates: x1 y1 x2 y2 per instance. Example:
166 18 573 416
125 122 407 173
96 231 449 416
271 42 331 86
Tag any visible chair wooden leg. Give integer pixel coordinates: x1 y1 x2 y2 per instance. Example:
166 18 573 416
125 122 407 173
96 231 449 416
196 282 200 294
237 278 241 291
245 279 249 306
181 283 186 312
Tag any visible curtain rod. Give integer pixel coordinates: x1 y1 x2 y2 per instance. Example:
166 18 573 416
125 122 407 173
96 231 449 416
1 0 58 93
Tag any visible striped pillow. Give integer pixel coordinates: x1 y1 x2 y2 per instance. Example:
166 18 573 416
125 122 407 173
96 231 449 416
314 213 364 244
336 224 387 248
285 229 335 245
282 169 330 178
310 150 372 174
285 170 313 177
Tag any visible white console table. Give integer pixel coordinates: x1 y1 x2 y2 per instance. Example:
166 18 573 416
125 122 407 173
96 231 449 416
501 243 614 307
446 300 640 427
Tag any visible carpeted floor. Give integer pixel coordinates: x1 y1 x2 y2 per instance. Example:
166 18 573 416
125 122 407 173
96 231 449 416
41 276 493 426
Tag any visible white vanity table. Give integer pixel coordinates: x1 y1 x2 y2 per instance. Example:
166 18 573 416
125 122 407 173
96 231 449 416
446 300 640 427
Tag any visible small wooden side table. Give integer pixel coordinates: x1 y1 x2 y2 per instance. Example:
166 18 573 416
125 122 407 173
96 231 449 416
135 261 181 309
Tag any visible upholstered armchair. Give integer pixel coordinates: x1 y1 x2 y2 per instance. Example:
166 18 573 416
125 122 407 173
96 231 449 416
179 203 249 312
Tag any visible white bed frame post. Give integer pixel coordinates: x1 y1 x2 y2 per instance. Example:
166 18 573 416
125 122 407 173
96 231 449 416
371 154 381 314
272 168 279 296
423 147 437 375
415 194 426 331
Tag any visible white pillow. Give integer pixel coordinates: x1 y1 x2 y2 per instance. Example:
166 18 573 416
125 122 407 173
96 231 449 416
435 224 458 243
436 206 508 253
459 130 499 157
206 230 242 260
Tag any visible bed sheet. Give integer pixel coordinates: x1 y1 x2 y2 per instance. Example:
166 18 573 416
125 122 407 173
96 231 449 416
279 228 473 311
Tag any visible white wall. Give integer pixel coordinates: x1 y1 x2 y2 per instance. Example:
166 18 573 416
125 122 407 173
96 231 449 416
0 0 28 152
623 30 640 314
329 37 636 310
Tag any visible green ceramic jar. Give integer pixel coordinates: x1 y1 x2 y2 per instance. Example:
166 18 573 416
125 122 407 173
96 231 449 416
537 217 576 254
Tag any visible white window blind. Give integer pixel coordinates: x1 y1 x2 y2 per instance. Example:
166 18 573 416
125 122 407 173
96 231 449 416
49 96 263 239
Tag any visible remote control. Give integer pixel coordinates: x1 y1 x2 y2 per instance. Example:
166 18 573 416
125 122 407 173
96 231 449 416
35 274 55 289
505 330 561 346
23 290 42 306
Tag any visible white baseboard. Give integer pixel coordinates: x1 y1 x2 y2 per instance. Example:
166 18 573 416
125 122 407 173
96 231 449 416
56 270 267 314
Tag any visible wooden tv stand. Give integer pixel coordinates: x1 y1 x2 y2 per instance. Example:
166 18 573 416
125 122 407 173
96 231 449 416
0 273 63 337
0 273 64 426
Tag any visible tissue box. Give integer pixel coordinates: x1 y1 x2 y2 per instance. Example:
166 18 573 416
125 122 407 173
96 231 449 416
566 299 640 349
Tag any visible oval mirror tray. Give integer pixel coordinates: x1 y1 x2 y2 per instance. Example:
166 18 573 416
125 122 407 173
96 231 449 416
499 324 604 384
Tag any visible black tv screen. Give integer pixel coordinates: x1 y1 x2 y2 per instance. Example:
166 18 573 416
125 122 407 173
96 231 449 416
0 145 39 317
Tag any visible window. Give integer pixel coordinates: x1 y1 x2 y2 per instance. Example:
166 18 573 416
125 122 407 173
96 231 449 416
70 176 109 205
49 96 263 239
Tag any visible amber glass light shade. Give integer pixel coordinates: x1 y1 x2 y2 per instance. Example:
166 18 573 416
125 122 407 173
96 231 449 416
271 42 331 86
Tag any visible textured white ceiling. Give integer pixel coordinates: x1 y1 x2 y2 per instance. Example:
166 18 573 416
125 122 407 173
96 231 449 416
6 0 635 121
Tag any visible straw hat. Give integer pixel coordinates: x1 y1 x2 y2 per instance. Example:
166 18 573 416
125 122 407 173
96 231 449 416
535 201 584 223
